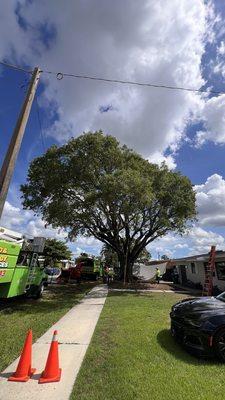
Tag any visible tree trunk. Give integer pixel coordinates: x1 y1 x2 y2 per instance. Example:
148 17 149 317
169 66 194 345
118 254 134 283
127 259 134 282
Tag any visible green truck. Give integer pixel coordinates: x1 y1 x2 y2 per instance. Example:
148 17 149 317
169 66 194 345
0 226 47 299
75 255 101 280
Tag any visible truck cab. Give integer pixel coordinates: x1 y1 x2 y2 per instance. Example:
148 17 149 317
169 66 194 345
0 226 47 299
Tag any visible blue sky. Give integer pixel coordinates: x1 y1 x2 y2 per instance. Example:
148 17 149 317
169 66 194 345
1 1 225 259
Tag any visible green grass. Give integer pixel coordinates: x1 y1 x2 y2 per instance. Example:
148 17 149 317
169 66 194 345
71 292 225 400
0 283 95 371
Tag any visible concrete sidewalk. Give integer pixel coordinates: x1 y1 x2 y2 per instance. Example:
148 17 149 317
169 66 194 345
0 285 108 400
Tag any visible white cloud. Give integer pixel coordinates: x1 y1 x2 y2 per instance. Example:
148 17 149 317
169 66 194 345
0 0 217 161
217 40 225 55
147 151 176 170
174 243 189 249
195 95 225 146
1 200 67 240
1 201 26 228
148 225 225 258
0 199 102 255
213 39 225 80
195 174 225 226
71 236 102 257
187 226 225 252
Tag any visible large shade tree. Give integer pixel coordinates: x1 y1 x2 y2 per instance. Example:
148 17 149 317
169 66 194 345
21 131 196 281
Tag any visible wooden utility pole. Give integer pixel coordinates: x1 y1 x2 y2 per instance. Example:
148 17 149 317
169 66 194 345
0 67 41 219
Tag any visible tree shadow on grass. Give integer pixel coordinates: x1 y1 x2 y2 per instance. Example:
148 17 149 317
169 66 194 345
0 283 96 315
157 329 220 366
107 290 136 298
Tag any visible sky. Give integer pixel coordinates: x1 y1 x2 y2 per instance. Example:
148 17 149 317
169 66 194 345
1 0 225 259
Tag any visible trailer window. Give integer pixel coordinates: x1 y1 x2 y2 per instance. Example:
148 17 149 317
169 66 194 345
216 262 225 280
191 263 196 274
204 261 215 277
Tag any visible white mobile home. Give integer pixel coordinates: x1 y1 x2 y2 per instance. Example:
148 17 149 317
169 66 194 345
173 251 225 293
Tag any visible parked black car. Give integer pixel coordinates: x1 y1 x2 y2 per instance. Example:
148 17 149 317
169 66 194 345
170 292 225 361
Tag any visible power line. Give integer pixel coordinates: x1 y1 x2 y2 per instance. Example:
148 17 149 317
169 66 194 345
43 70 225 96
0 60 32 74
1 59 225 96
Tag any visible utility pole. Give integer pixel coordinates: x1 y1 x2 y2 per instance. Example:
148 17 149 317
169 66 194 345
0 67 41 219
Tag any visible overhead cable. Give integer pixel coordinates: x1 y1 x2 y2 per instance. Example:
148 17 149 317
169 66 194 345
0 60 32 74
1 59 225 96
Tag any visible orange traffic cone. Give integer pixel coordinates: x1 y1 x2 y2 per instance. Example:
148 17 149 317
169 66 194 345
39 330 61 384
8 329 36 382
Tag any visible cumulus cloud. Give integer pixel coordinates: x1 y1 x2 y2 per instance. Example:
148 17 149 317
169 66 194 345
195 95 225 146
1 200 67 240
1 199 102 256
0 0 217 162
0 201 30 228
195 174 225 226
147 152 176 170
174 243 189 249
148 225 225 258
187 226 225 253
213 38 225 80
217 40 225 55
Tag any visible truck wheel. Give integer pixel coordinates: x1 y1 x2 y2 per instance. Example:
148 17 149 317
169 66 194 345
32 282 45 299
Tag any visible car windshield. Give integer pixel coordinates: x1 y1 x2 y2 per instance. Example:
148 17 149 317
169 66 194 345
216 292 225 302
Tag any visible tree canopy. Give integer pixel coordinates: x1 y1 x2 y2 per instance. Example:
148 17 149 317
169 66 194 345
137 247 151 263
43 238 72 264
21 131 196 281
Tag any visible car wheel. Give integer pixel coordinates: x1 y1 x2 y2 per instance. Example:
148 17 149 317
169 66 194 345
213 328 225 362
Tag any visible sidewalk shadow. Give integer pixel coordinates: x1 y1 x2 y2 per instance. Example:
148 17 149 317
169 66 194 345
0 372 42 381
157 329 219 366
0 372 13 379
31 373 41 381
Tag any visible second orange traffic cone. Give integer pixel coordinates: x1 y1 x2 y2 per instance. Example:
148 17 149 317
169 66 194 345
8 329 36 382
39 330 61 384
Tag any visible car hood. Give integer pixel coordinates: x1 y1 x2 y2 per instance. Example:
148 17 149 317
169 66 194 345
172 297 225 315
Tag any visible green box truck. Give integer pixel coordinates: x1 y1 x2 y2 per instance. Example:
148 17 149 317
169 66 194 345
75 255 101 280
0 226 47 299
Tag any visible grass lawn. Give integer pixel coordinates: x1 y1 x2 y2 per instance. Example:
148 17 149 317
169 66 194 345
72 291 225 400
0 282 95 371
